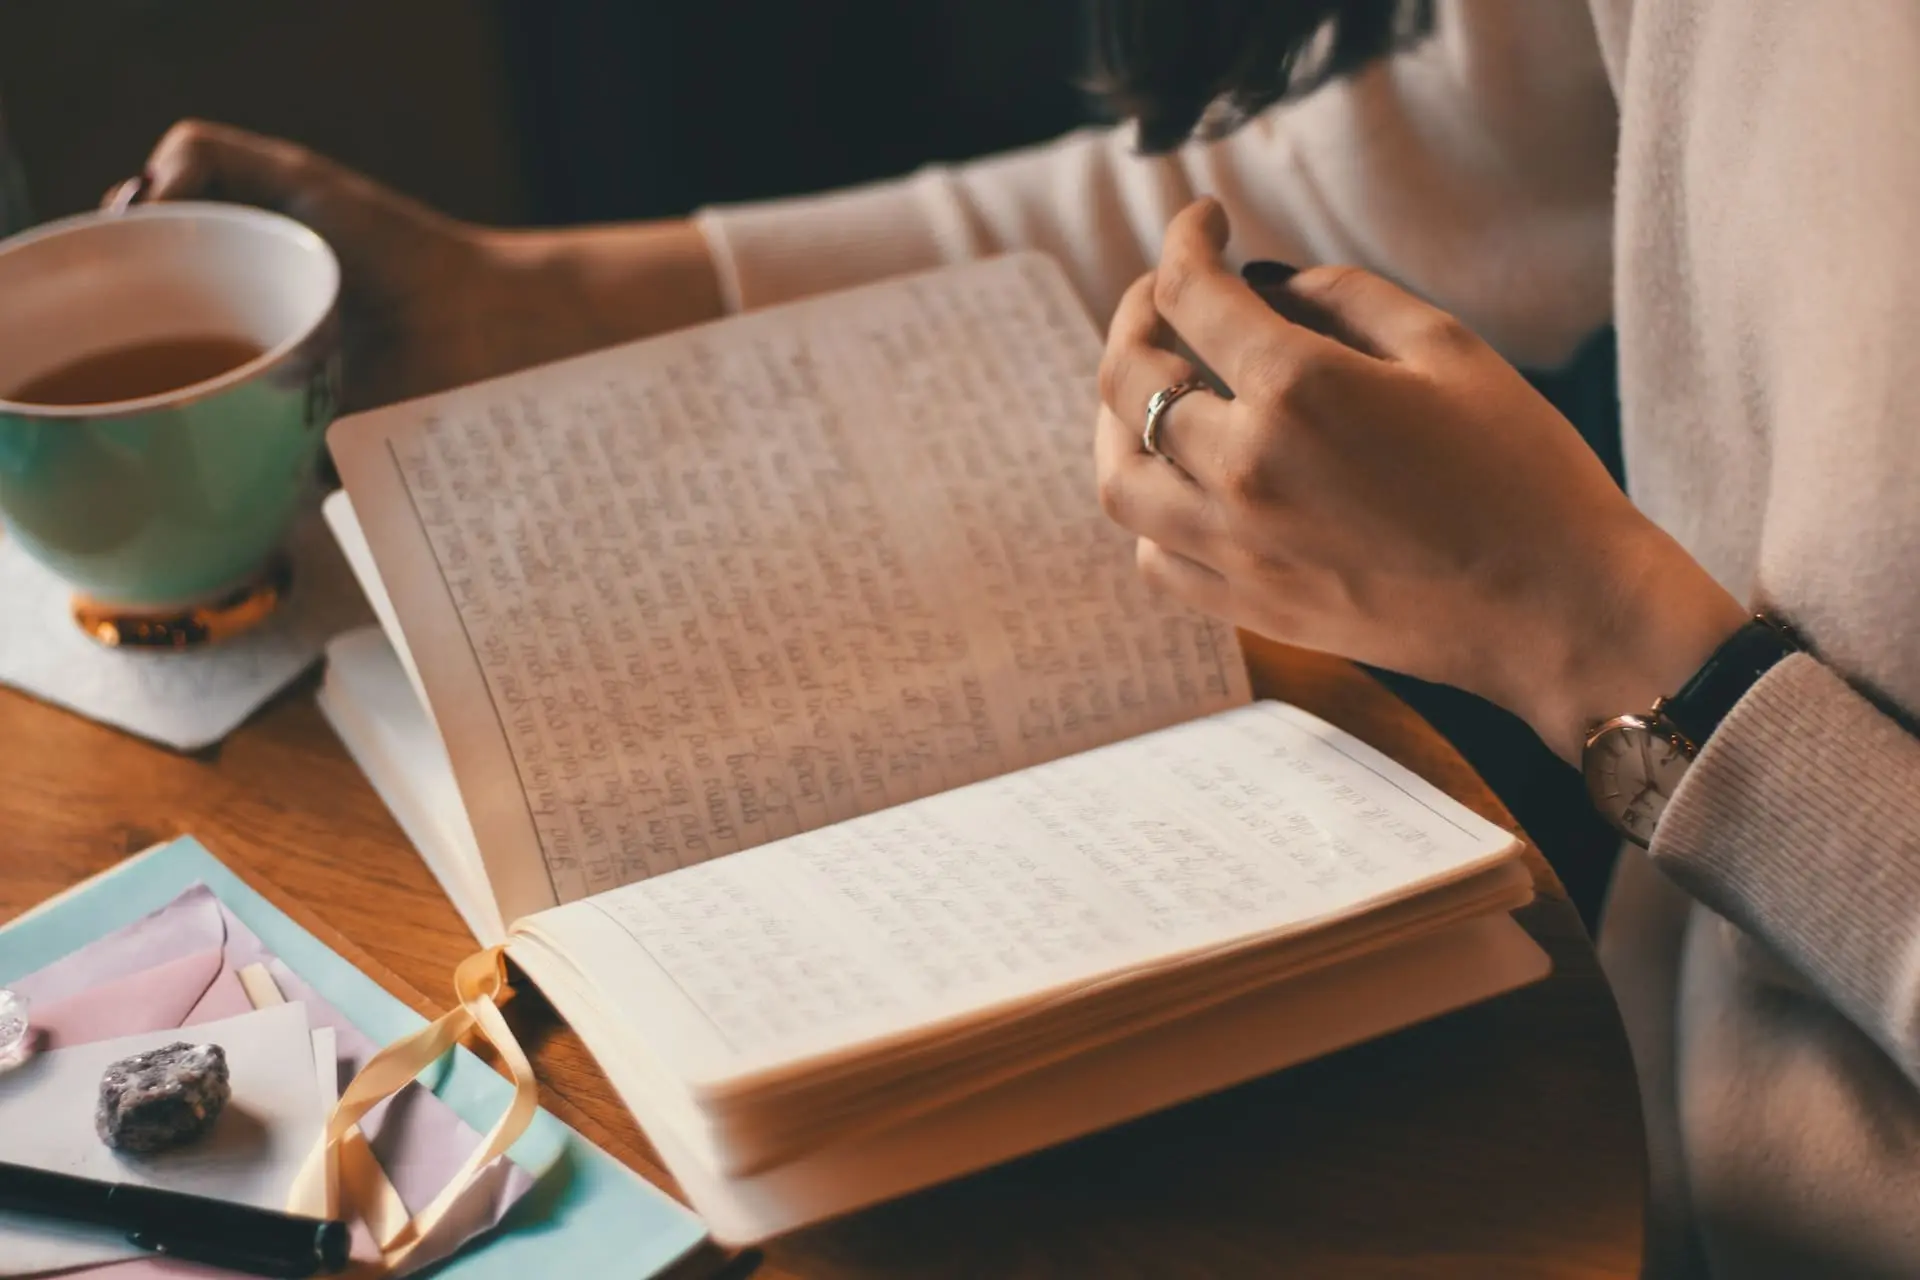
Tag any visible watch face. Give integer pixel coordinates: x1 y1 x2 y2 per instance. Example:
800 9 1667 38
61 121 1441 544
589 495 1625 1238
1584 716 1693 846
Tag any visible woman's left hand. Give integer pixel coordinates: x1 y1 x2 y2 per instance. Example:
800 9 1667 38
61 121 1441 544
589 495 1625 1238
1095 199 1747 760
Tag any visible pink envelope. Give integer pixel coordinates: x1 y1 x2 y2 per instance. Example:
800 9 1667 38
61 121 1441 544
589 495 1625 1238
7 886 536 1278
18 959 332 1278
30 947 252 1051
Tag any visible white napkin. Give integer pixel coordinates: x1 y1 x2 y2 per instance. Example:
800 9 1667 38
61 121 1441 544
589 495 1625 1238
0 507 371 750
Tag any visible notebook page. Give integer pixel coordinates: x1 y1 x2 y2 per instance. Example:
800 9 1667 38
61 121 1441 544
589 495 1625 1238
332 253 1247 912
514 701 1521 1089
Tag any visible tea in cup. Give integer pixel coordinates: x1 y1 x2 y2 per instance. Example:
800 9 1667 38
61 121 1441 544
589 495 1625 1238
0 202 341 645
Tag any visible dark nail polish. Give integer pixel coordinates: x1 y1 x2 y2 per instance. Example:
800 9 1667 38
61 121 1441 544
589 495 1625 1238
1242 259 1340 336
1241 260 1299 289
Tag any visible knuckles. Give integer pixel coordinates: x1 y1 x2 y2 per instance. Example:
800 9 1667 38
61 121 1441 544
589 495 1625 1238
1291 264 1370 313
1151 260 1193 320
1292 263 1482 358
1237 343 1333 425
152 118 314 180
1095 348 1131 414
1096 465 1132 526
1096 342 1198 418
1408 308 1478 357
1216 437 1279 508
156 118 217 159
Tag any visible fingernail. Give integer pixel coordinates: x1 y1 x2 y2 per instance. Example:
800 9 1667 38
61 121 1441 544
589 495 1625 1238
1241 260 1299 290
1198 197 1229 243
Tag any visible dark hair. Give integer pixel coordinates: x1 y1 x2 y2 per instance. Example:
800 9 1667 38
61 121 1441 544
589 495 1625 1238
1087 0 1435 152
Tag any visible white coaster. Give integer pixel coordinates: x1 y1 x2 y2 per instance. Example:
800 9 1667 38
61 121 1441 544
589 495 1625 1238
0 508 372 750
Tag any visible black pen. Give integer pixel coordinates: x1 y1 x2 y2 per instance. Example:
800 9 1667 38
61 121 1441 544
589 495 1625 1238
1243 259 1321 329
0 1159 349 1278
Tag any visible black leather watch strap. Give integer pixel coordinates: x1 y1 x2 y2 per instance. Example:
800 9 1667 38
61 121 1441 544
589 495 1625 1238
1659 616 1800 748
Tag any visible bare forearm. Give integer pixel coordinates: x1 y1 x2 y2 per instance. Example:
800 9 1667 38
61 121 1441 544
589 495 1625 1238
1523 523 1749 764
484 218 727 352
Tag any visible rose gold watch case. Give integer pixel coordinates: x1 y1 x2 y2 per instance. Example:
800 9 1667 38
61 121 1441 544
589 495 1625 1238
1582 711 1696 848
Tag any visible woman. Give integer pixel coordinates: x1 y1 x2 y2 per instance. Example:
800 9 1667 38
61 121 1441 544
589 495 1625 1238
131 0 1920 1274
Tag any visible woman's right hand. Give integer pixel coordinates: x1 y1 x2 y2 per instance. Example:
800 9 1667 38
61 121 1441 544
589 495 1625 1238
121 120 724 411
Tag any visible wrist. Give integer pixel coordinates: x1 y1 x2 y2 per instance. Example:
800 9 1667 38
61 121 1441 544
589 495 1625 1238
484 218 726 345
1528 523 1749 763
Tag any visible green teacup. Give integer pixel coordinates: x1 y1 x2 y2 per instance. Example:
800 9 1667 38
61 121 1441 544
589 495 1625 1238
0 202 340 631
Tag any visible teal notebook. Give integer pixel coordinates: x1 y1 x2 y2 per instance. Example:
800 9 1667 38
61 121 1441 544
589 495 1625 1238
0 836 710 1278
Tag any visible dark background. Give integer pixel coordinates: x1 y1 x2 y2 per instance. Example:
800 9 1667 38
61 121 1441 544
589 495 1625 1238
0 0 1091 225
0 0 1622 922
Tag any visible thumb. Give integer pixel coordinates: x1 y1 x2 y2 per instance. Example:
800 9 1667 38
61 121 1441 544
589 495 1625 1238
1281 265 1475 363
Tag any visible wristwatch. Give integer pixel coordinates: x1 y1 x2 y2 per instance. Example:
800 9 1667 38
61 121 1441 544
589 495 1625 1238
1582 616 1800 847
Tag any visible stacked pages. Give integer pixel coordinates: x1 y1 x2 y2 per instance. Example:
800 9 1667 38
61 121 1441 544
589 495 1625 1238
316 252 1546 1241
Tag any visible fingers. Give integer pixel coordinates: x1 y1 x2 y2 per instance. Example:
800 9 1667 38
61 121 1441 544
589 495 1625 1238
1095 405 1220 563
1135 538 1233 619
1107 270 1174 354
1100 272 1237 480
1285 264 1481 363
1153 199 1352 396
137 119 326 208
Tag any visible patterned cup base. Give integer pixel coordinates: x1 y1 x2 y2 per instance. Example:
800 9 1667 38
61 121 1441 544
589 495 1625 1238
73 554 292 650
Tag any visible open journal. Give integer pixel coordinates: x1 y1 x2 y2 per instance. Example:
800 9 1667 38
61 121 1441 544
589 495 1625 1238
318 252 1548 1243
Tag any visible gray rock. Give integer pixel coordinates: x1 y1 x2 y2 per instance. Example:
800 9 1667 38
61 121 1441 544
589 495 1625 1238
96 1042 230 1153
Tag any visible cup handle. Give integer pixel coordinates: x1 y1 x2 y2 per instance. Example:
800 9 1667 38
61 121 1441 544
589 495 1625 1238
102 174 149 215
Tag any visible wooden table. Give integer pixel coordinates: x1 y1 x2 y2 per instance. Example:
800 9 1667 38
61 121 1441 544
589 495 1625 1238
0 632 1647 1278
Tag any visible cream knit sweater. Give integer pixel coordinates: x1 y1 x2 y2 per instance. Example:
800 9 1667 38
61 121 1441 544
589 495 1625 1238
697 2 1920 1274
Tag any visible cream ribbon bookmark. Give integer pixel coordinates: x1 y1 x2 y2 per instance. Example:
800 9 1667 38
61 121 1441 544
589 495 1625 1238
282 948 538 1277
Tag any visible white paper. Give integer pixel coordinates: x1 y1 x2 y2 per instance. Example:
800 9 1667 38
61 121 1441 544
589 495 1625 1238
317 625 505 945
321 490 431 719
0 505 372 750
312 1027 338 1107
311 1025 341 1218
0 1002 324 1274
532 701 1521 1084
383 254 1248 903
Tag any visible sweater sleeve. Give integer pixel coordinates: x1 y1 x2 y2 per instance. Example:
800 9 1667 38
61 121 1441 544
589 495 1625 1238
694 0 1616 368
1652 656 1920 1080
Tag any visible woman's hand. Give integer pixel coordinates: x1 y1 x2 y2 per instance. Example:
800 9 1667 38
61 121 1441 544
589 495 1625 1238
1095 199 1747 760
121 120 722 411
